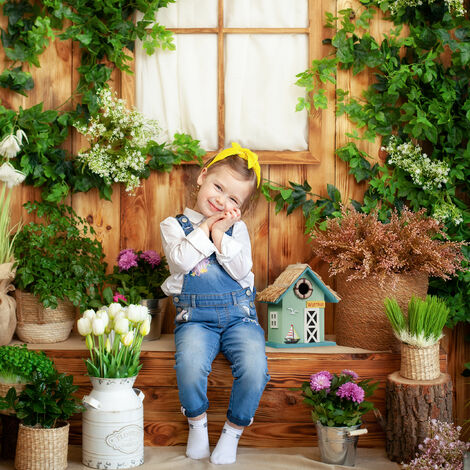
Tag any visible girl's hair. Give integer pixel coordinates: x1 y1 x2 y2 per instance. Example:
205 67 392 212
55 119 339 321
203 154 261 213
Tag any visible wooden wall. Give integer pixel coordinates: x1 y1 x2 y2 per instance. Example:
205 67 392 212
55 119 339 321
1 1 468 437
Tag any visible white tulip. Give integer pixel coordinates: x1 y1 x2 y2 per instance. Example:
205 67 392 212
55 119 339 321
96 310 109 328
121 331 135 347
83 309 96 321
108 302 122 319
77 317 92 336
140 318 151 337
0 134 21 158
105 337 112 353
114 317 129 335
15 129 28 145
0 162 26 188
127 304 149 323
92 317 105 336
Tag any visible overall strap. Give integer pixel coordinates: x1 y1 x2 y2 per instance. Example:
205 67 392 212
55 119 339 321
176 214 234 237
175 214 194 235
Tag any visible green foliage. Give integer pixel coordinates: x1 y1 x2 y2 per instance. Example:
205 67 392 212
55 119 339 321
271 0 470 326
0 344 55 384
0 369 84 428
13 201 107 310
385 295 450 346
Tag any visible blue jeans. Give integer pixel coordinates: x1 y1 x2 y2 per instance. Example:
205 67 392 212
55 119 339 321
173 288 270 427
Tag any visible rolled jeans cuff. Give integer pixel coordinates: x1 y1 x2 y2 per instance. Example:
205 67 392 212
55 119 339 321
181 403 209 418
226 412 254 427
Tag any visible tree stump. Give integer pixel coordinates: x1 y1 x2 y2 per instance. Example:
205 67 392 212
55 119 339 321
385 371 453 463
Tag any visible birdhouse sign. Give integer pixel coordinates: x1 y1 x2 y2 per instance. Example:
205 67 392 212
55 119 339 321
257 264 340 348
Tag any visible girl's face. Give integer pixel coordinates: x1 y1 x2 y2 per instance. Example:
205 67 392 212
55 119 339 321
194 166 253 217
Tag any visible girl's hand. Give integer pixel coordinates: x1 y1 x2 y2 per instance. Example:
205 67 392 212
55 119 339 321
212 208 241 235
199 213 225 237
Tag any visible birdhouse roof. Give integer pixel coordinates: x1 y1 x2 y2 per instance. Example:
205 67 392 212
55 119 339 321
256 263 340 304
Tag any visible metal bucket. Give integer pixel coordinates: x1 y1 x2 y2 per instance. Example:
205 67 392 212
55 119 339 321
140 298 167 340
82 376 145 469
316 422 367 467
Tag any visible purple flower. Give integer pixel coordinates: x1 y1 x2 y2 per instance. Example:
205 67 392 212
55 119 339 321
310 372 331 392
118 249 138 271
341 369 359 380
140 250 161 267
316 370 333 380
336 382 365 403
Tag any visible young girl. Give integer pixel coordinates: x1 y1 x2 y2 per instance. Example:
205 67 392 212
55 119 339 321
160 143 270 465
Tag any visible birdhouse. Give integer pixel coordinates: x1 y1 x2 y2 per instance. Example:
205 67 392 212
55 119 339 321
257 264 340 348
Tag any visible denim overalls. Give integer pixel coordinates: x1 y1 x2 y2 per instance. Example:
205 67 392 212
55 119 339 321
172 214 270 427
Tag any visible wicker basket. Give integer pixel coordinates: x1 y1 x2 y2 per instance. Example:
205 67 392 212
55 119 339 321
15 290 76 343
0 382 26 415
400 342 440 381
335 272 429 352
15 422 69 470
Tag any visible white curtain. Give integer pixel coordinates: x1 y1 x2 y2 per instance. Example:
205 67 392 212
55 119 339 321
135 1 308 151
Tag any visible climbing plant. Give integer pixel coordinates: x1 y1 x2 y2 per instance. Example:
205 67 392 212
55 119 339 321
264 0 469 326
0 0 205 201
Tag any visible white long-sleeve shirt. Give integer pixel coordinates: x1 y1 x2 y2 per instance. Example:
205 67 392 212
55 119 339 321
160 207 254 296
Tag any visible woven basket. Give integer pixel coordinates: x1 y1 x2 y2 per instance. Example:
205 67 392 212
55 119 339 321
400 342 440 381
15 422 69 470
0 382 26 415
15 290 76 343
335 272 428 352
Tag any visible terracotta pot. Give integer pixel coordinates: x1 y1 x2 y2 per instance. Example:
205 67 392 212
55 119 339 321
335 272 428 351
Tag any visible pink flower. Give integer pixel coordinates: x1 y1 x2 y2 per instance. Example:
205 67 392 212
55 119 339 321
118 249 138 271
113 293 127 303
341 369 359 379
336 382 365 403
140 250 161 267
310 372 331 391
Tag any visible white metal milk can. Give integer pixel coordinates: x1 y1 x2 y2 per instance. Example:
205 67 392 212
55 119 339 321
82 376 144 469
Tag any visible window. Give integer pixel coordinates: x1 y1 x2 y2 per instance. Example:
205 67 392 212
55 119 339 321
270 311 279 329
136 0 323 164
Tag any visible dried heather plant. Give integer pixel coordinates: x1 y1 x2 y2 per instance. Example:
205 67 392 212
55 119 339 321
309 206 467 282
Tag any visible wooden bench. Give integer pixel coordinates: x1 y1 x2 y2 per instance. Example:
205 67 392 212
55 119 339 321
17 335 447 448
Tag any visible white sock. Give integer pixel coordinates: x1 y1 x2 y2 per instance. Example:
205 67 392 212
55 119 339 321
210 422 243 465
186 415 210 460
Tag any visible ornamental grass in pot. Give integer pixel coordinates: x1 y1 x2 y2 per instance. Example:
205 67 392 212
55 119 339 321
309 206 466 351
0 369 84 470
13 201 107 343
385 295 450 380
297 369 379 466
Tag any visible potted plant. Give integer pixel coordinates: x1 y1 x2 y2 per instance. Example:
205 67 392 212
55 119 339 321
13 200 107 343
298 369 379 466
77 302 150 469
0 344 56 458
309 206 466 351
385 295 450 381
0 130 26 346
105 248 169 340
0 369 84 470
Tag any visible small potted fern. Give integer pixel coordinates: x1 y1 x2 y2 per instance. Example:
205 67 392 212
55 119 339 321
384 295 449 381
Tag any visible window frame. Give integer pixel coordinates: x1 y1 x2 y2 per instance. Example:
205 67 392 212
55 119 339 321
161 0 321 164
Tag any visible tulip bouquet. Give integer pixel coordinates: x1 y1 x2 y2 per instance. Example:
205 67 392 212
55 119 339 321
77 302 151 378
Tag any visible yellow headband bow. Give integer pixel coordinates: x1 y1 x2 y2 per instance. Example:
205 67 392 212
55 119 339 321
207 142 261 187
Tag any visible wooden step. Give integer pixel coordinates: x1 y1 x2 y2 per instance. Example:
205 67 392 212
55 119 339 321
18 335 447 448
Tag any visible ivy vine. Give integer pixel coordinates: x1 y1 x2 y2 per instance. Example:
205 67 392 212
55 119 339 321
266 0 470 326
0 0 205 201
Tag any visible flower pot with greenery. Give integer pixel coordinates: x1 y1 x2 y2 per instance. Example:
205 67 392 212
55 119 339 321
0 344 56 459
309 206 466 351
385 295 450 380
77 302 150 469
13 201 107 343
0 130 27 346
298 370 379 466
105 248 170 340
0 369 84 470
